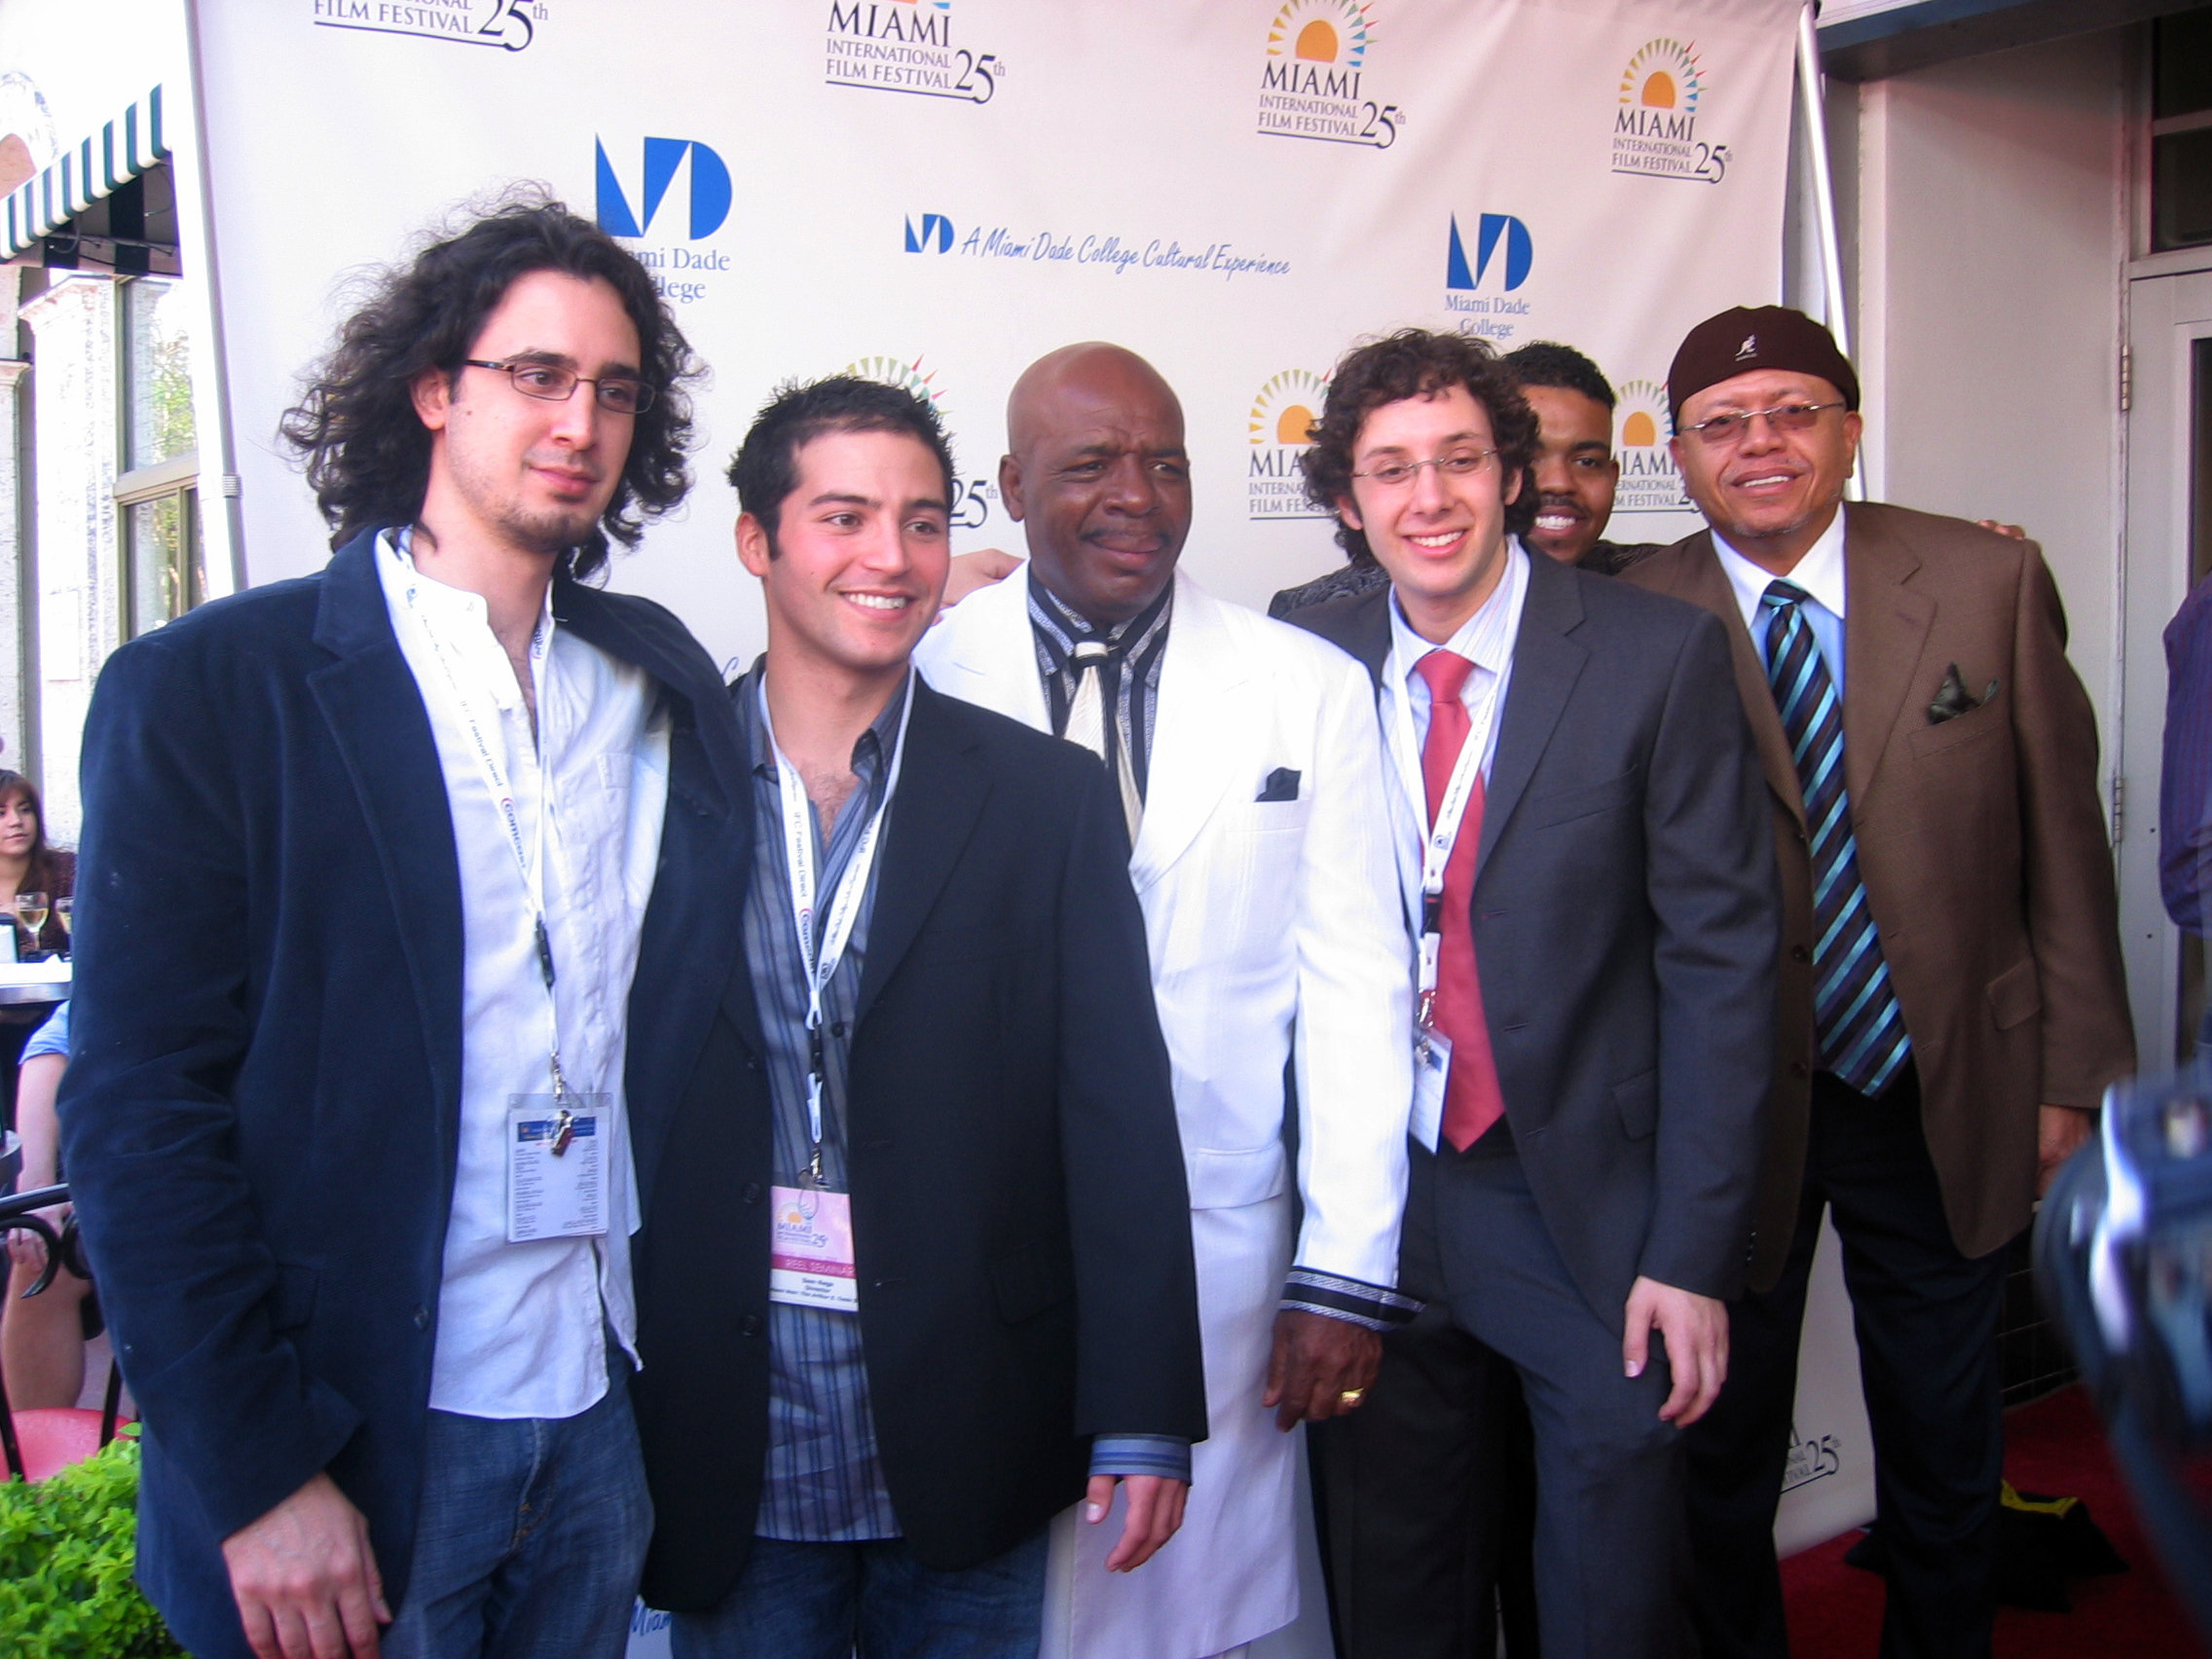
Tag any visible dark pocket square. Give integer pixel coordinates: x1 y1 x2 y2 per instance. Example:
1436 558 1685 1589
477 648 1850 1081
1257 767 1301 803
1928 663 2000 724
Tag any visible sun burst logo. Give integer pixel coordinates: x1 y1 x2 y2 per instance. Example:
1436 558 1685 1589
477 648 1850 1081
1611 379 1689 513
1266 0 1376 68
1247 369 1332 520
1257 0 1399 147
1615 379 1671 450
1249 369 1328 448
1611 40 1728 182
844 354 945 412
1619 39 1703 114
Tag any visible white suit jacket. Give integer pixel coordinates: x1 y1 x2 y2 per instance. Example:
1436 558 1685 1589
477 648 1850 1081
917 566 1414 1307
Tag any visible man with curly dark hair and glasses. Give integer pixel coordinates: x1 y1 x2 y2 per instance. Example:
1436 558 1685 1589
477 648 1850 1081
1287 327 1778 1658
60 195 745 1659
1625 305 2134 1659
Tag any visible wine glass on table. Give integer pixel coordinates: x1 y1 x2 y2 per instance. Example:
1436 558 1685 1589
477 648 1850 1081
15 891 48 961
52 897 70 959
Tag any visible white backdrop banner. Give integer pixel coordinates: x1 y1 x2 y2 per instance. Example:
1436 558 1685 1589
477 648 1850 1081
196 0 1798 669
186 2 1844 1642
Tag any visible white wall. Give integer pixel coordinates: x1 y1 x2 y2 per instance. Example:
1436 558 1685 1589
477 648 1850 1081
1849 29 2132 742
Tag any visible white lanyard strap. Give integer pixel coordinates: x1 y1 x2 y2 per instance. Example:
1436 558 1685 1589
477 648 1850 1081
395 558 571 1100
760 672 915 1182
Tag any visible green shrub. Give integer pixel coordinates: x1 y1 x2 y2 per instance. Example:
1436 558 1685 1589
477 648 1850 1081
0 1433 184 1657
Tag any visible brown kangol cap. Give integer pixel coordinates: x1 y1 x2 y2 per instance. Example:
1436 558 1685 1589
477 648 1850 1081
1667 306 1860 422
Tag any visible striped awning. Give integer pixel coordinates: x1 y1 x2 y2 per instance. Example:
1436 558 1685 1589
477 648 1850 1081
4 85 169 260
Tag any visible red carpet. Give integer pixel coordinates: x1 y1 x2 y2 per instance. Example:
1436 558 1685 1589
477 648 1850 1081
1779 1386 2206 1658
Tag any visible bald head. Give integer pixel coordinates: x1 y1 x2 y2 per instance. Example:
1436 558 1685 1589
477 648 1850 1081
1000 343 1192 627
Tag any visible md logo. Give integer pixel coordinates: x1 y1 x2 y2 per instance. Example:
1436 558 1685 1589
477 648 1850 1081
1445 213 1532 292
596 137 732 240
904 212 954 253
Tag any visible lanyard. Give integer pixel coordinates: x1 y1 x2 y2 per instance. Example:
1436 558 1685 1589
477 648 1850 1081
1388 654 1500 1031
760 673 915 1185
392 546 571 1106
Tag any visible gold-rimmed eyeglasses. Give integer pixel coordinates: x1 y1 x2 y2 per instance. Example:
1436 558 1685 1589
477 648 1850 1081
1680 401 1844 449
462 358 656 415
1351 449 1499 489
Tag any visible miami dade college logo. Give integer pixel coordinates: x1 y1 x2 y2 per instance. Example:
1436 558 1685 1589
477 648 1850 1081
904 212 955 253
1257 0 1401 149
310 0 543 51
1611 40 1730 183
1608 379 1690 514
826 2 1003 104
1444 213 1534 342
595 137 732 305
1247 370 1331 522
843 354 996 530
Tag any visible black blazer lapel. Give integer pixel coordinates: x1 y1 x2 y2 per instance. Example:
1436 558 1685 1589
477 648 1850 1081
1290 585 1392 693
557 578 750 810
1476 553 1590 875
558 581 757 1200
306 529 467 1158
630 711 756 1208
854 681 991 1027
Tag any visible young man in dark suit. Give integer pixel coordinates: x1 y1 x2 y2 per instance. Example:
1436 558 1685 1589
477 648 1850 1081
1289 328 1779 1658
62 201 738 1659
629 376 1204 1659
1626 307 2135 1659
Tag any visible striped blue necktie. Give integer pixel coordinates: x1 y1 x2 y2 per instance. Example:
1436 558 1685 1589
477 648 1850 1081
1761 581 1912 1097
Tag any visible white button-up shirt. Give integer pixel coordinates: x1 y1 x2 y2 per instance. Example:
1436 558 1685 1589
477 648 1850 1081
377 530 669 1420
1714 508 1849 690
1378 539 1532 926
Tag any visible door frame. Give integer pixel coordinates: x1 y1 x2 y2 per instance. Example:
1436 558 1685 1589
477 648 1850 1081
2118 263 2212 1067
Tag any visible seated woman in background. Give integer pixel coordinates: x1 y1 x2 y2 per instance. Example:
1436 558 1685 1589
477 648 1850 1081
0 770 72 1127
3 1001 90 1409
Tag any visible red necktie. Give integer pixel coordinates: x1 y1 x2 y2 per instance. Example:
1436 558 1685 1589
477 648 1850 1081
1416 649 1507 1152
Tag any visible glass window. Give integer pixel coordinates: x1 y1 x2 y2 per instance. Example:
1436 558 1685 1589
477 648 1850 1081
2156 9 2212 121
124 486 203 637
122 276 195 469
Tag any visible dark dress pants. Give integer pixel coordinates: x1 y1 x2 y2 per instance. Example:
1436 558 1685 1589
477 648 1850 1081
1314 1140 1687 1659
1684 1067 2006 1659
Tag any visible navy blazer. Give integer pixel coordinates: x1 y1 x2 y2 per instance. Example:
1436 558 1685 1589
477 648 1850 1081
59 527 748 1659
1292 552 1780 1317
631 674 1207 1611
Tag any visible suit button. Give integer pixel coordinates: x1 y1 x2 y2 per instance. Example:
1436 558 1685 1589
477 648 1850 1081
1794 828 1809 844
741 1182 763 1204
744 1052 762 1072
1789 1060 1809 1079
739 1313 764 1337
1790 944 1810 963
411 1305 430 1331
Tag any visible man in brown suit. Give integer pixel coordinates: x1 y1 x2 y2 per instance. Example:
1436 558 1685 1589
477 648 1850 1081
1625 307 2134 1659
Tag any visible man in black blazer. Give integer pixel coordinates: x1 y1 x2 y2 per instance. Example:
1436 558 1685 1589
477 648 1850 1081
1289 329 1778 1657
62 203 743 1659
629 376 1204 1658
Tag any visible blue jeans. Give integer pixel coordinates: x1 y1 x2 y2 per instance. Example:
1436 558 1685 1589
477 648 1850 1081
670 1531 1048 1659
381 1364 651 1659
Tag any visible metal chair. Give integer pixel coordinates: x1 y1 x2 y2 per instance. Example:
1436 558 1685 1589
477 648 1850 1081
0 1181 126 1481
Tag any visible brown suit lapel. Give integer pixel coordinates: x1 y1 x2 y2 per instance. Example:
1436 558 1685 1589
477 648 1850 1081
1674 533 1807 835
1841 503 1936 812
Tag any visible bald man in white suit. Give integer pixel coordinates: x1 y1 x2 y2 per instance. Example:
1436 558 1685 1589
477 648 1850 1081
917 344 1415 1659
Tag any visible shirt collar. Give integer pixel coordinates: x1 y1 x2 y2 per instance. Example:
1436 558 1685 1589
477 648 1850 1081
743 662 912 782
1027 571 1175 660
380 526 555 713
1713 506 1848 633
1384 536 1530 690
